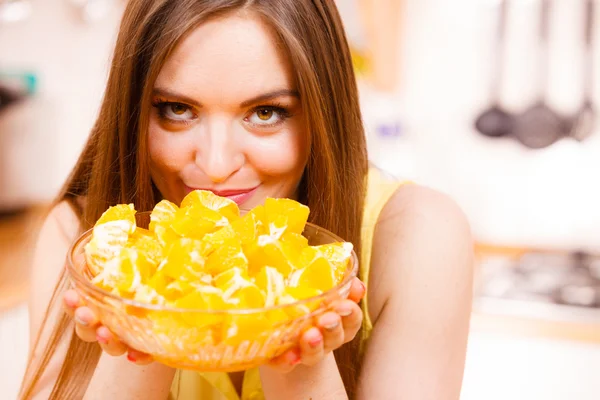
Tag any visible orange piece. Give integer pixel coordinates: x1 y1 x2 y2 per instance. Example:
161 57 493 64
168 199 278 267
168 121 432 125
85 205 137 276
149 200 178 229
174 286 228 327
181 190 240 221
91 246 154 295
231 212 261 245
96 203 136 228
264 198 309 235
288 256 336 292
159 237 210 281
250 232 306 276
254 266 285 307
312 242 353 281
214 267 264 308
277 286 323 318
128 228 163 265
204 238 248 276
200 225 237 255
132 284 167 306
149 200 179 246
170 205 229 239
221 314 271 346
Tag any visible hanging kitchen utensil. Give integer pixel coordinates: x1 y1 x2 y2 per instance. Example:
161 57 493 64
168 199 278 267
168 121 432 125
569 0 596 142
475 0 515 138
512 0 570 149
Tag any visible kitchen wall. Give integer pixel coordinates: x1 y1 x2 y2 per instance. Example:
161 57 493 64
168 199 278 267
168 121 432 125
0 0 123 208
2 0 599 248
356 0 600 250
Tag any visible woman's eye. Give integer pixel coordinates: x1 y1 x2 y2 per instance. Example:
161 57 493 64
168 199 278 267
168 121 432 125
156 102 195 121
247 107 287 126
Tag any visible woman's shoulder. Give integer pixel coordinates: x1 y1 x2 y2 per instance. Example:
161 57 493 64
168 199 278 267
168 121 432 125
379 183 469 227
44 198 84 240
366 182 474 322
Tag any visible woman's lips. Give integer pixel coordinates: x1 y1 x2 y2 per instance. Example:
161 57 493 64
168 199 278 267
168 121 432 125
184 185 259 205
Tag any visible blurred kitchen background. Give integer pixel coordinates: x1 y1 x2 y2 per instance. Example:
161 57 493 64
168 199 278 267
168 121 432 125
2 0 600 398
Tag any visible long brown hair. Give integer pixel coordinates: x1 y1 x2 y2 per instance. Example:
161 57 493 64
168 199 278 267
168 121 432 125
20 1 368 398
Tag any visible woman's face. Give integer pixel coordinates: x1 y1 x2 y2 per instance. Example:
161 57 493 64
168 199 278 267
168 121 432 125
148 14 308 208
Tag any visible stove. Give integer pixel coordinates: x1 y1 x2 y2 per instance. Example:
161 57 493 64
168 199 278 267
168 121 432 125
475 251 600 323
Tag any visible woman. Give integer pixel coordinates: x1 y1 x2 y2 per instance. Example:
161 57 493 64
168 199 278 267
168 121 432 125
19 1 474 399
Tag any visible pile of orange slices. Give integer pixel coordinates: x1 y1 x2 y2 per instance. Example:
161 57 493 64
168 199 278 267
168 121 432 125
84 190 353 346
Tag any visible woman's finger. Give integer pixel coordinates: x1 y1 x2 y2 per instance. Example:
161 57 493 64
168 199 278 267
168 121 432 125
63 290 82 318
74 307 99 342
96 326 128 357
347 278 366 303
317 312 344 353
335 300 363 344
297 327 324 367
126 349 154 365
267 348 301 373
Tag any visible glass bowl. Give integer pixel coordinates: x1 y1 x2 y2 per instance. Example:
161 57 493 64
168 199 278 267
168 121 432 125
66 211 358 372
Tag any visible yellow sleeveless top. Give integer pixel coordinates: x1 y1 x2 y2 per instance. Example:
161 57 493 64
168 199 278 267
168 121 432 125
169 168 404 400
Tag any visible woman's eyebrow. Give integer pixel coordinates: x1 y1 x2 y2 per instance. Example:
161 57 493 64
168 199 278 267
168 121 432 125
152 87 202 108
239 89 300 107
151 87 299 108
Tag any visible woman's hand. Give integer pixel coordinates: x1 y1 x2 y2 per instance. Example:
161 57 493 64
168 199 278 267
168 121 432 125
266 277 366 373
62 289 153 365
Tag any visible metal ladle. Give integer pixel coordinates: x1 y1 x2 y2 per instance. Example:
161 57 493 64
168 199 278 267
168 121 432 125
475 0 514 138
569 0 596 142
512 0 569 149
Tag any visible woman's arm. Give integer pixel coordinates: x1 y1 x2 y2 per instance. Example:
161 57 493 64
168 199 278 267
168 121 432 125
26 201 175 399
83 356 174 400
259 354 348 400
357 184 474 399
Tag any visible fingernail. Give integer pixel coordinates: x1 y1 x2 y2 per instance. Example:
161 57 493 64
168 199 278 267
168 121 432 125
337 307 353 317
96 334 108 344
64 297 78 308
324 321 340 331
308 334 323 348
127 353 136 363
359 281 367 293
74 315 88 326
287 349 301 365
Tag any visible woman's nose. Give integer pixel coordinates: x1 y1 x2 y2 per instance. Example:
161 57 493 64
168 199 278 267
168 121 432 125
195 117 244 183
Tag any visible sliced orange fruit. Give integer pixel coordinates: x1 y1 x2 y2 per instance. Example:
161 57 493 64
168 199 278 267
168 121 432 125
149 200 179 246
264 198 309 235
170 205 229 239
149 200 178 228
277 286 323 318
86 193 357 352
200 225 237 255
221 314 271 345
204 238 248 276
132 284 167 306
231 212 261 245
288 256 336 292
174 285 227 327
91 246 153 294
85 204 137 276
214 267 264 308
312 242 353 281
254 266 286 307
158 237 210 281
181 190 240 221
96 204 137 228
128 228 163 265
251 231 306 276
